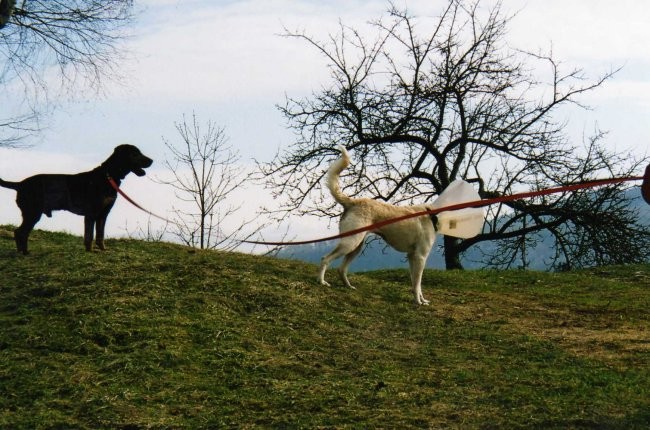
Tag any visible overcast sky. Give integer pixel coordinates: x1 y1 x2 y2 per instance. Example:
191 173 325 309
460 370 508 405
1 0 649 246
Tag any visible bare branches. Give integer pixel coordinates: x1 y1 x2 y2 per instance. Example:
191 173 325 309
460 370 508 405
2 0 133 93
0 107 41 147
260 0 649 269
0 0 134 146
161 113 263 251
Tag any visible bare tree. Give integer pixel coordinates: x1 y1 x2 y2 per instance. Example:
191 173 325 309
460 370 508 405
161 113 261 251
0 109 40 147
0 0 134 146
260 0 649 269
122 216 170 243
0 0 15 29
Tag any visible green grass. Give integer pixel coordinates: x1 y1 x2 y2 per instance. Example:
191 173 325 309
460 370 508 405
1 225 649 429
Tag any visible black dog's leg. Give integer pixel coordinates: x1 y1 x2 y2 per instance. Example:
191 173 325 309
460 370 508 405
14 211 42 255
94 201 114 251
84 216 96 251
95 214 108 250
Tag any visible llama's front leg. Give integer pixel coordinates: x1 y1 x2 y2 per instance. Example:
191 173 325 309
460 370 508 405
408 253 429 305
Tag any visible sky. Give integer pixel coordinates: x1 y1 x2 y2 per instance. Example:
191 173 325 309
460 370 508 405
0 0 649 248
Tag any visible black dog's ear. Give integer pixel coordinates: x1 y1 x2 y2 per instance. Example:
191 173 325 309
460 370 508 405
113 144 135 155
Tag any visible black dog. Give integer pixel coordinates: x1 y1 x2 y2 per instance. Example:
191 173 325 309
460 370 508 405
0 144 153 254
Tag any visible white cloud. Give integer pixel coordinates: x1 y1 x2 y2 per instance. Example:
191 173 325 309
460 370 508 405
120 0 392 102
119 0 650 103
504 0 650 63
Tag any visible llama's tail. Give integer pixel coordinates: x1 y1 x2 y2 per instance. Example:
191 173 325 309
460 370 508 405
326 146 353 208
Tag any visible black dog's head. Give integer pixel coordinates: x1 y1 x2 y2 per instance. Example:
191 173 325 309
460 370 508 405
105 144 153 178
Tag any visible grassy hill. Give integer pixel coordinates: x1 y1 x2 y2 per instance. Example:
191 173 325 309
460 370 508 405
1 226 649 429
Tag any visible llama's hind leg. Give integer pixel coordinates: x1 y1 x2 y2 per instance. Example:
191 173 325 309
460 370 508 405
338 241 364 289
318 234 365 287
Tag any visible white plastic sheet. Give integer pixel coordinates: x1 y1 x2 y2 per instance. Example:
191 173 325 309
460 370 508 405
432 180 485 239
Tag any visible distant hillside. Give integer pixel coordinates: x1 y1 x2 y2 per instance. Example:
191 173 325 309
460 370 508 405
1 227 649 428
278 188 650 271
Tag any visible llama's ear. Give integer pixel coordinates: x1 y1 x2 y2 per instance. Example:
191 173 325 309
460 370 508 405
642 164 650 205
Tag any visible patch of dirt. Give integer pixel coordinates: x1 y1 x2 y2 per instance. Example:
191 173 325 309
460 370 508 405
433 290 649 368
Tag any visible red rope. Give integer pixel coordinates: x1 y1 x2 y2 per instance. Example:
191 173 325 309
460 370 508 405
243 175 645 246
107 176 172 223
106 171 647 247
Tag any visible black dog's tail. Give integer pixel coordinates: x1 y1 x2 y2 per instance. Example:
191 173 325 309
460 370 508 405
0 178 20 190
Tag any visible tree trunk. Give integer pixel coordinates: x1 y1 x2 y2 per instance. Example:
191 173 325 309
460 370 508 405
443 236 463 270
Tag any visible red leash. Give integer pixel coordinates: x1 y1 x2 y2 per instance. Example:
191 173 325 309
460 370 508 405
244 173 647 246
107 176 172 223
106 168 649 247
